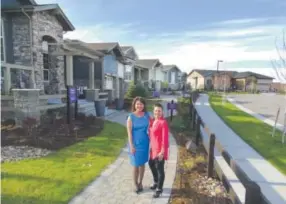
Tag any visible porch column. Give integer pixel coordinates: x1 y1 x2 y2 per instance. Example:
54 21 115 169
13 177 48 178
66 55 73 86
88 61 94 89
138 68 142 80
4 66 11 94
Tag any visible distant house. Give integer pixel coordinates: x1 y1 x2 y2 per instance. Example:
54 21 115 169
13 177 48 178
187 69 216 90
212 71 238 91
121 46 139 82
162 65 182 90
187 69 274 92
233 71 274 92
86 42 126 98
134 59 163 90
270 82 286 93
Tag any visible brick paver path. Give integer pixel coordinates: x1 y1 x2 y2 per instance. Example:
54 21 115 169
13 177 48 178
69 111 178 204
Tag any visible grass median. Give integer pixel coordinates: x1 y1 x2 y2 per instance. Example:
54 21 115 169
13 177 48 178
1 121 127 204
209 94 286 175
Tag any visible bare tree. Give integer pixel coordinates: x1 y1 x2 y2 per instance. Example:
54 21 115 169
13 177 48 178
272 30 286 83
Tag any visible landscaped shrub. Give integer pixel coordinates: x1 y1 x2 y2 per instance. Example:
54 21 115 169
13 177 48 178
125 81 148 98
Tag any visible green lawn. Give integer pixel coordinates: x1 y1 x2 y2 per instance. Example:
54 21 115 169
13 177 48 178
1 121 127 204
209 94 286 175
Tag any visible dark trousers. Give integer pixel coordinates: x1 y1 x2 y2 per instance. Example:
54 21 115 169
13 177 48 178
148 158 165 190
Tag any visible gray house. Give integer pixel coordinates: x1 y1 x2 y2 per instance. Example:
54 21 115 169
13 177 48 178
1 0 75 95
162 65 182 90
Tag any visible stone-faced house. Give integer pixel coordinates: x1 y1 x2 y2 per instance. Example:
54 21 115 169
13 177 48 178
212 71 238 91
1 0 75 95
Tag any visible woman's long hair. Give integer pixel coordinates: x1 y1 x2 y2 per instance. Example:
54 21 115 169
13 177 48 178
131 97 147 112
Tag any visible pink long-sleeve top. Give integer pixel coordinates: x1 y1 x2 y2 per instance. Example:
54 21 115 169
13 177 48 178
149 118 169 160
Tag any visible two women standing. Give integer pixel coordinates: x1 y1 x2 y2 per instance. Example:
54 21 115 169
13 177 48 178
126 97 169 198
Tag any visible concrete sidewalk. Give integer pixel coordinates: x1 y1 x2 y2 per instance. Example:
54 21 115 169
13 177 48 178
69 111 178 204
195 94 286 204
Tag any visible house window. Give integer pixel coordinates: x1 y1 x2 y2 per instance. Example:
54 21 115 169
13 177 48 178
171 72 176 84
43 53 50 81
105 76 113 89
1 19 5 62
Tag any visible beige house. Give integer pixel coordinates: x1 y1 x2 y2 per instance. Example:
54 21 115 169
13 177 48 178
187 69 215 90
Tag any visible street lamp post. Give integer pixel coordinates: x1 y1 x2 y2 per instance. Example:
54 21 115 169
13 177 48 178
216 60 223 92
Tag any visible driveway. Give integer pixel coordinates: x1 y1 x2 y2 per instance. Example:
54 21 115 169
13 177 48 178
228 94 286 125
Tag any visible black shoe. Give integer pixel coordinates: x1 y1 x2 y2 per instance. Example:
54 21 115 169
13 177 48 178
138 183 143 192
134 184 140 194
153 189 162 198
150 183 157 190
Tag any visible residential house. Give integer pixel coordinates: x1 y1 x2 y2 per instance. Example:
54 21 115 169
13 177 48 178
162 65 182 90
187 69 274 92
134 59 162 90
212 71 238 91
121 46 139 82
233 71 274 92
187 69 216 90
1 0 75 95
270 82 286 92
86 42 126 100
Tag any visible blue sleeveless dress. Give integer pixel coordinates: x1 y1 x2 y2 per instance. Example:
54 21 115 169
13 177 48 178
129 112 150 167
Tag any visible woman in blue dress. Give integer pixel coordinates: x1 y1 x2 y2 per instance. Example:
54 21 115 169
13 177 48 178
127 97 151 193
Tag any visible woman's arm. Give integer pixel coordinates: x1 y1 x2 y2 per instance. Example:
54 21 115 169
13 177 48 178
126 116 134 149
160 120 169 155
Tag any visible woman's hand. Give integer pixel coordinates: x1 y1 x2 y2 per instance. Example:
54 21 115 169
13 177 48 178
157 152 164 160
130 145 136 154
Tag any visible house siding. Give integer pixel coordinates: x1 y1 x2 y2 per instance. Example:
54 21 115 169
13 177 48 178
187 71 205 89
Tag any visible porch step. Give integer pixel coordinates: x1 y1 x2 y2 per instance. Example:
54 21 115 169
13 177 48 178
77 100 116 116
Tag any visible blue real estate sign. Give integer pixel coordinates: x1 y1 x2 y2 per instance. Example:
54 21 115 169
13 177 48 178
69 87 77 103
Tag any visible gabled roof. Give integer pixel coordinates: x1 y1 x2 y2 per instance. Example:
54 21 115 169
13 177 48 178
188 69 216 77
233 71 274 79
135 59 161 69
162 65 181 72
2 3 75 31
87 42 124 58
121 46 138 60
121 46 132 53
214 70 238 77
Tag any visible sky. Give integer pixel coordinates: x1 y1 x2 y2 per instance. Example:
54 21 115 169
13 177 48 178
37 0 286 81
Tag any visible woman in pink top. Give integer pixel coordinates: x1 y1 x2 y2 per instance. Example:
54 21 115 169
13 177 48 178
148 103 169 198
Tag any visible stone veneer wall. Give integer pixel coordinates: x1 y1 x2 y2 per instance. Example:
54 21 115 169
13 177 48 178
32 11 65 94
12 14 32 66
11 11 65 94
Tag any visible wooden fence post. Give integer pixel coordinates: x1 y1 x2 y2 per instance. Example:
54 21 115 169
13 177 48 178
208 133 215 178
245 181 261 204
195 117 201 146
189 99 193 121
191 108 196 130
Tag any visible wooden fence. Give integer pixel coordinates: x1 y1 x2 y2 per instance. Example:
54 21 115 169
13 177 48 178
189 91 269 204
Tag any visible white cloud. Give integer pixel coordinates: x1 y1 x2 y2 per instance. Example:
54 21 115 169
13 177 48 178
62 17 285 81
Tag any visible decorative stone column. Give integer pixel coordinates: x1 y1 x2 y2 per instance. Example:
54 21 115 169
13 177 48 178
89 62 95 89
12 89 41 126
66 55 73 86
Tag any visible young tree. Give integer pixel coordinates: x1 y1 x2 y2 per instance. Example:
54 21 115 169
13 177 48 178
272 30 286 83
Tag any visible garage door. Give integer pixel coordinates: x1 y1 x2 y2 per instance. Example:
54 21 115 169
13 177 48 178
257 84 270 92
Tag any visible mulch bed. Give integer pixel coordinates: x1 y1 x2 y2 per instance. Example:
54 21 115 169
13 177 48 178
1 113 104 150
168 119 231 204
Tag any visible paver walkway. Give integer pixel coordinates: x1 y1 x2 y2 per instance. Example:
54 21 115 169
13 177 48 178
69 110 178 204
195 94 286 204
